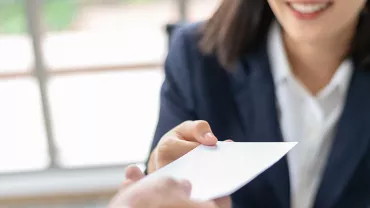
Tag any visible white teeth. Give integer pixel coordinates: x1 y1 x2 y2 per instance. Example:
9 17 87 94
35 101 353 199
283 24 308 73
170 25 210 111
290 3 329 14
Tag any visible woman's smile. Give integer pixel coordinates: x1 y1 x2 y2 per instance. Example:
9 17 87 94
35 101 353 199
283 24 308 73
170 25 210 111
286 1 333 20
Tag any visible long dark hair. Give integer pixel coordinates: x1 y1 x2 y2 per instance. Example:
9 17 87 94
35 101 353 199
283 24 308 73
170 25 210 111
199 0 370 69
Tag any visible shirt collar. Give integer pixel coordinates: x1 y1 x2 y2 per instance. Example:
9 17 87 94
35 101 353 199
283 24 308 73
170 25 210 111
267 21 292 86
328 60 353 96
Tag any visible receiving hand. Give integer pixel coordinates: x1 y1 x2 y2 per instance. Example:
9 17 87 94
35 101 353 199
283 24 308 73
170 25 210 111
108 165 219 208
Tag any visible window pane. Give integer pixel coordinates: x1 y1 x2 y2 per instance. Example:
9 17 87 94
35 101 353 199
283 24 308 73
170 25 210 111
42 0 178 71
0 0 34 73
0 78 49 173
188 0 220 21
48 69 163 167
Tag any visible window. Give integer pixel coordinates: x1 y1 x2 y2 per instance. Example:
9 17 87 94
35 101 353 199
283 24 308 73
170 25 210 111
41 0 174 168
0 0 220 203
188 0 221 21
0 0 48 173
0 78 49 172
49 69 163 168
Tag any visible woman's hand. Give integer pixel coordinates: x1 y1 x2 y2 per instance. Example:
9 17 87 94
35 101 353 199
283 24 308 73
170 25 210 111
147 120 231 208
148 120 218 173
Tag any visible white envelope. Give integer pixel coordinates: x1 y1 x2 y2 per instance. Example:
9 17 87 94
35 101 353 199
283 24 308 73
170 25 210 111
144 141 297 201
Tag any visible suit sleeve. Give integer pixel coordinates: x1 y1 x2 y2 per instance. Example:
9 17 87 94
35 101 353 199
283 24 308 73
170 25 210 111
148 25 197 155
232 201 243 208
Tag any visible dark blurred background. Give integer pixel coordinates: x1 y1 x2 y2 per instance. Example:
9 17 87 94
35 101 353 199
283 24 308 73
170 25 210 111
0 0 220 207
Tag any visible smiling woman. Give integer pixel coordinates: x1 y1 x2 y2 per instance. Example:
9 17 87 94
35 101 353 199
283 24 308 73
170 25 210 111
147 0 370 208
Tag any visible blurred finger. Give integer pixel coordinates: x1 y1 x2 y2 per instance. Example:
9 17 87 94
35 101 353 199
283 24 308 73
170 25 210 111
156 138 199 168
125 165 144 181
178 200 218 208
214 196 232 208
156 178 193 198
197 201 219 208
119 179 135 190
178 179 192 196
172 120 218 145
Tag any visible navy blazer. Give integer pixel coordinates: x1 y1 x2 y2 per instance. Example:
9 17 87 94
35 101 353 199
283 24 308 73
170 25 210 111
149 23 370 208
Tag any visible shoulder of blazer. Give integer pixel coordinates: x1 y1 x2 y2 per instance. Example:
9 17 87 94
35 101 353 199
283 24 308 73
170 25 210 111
164 21 236 119
163 22 209 114
167 21 222 72
165 22 225 89
168 21 271 74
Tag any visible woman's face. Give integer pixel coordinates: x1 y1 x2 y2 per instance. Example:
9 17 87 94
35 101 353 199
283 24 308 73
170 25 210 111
267 0 367 42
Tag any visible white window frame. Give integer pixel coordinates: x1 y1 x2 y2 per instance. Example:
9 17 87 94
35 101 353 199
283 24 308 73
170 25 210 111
0 0 189 201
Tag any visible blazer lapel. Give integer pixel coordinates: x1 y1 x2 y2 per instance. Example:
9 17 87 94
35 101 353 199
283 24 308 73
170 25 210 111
228 46 291 208
314 68 370 208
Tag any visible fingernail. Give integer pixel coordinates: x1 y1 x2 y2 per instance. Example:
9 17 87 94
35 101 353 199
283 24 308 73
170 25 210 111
204 132 217 141
225 139 234 142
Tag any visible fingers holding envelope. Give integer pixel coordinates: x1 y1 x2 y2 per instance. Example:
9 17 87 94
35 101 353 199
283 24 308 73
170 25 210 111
148 120 218 173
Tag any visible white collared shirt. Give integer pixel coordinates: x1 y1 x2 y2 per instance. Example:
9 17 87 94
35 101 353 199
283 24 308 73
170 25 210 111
267 22 354 208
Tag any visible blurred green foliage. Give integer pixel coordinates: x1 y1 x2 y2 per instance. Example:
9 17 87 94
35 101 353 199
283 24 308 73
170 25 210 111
0 0 76 34
0 1 27 34
43 0 77 32
0 0 153 34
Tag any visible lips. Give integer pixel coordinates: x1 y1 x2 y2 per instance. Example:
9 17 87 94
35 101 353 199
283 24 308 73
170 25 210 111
286 1 333 19
289 3 330 13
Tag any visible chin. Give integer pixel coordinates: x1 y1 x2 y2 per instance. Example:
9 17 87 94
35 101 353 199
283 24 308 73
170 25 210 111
289 33 323 43
283 24 332 43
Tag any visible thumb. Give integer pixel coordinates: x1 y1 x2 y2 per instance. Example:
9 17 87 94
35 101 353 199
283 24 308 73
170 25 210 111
179 200 218 208
194 201 218 208
214 196 231 208
172 120 218 145
125 165 144 181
